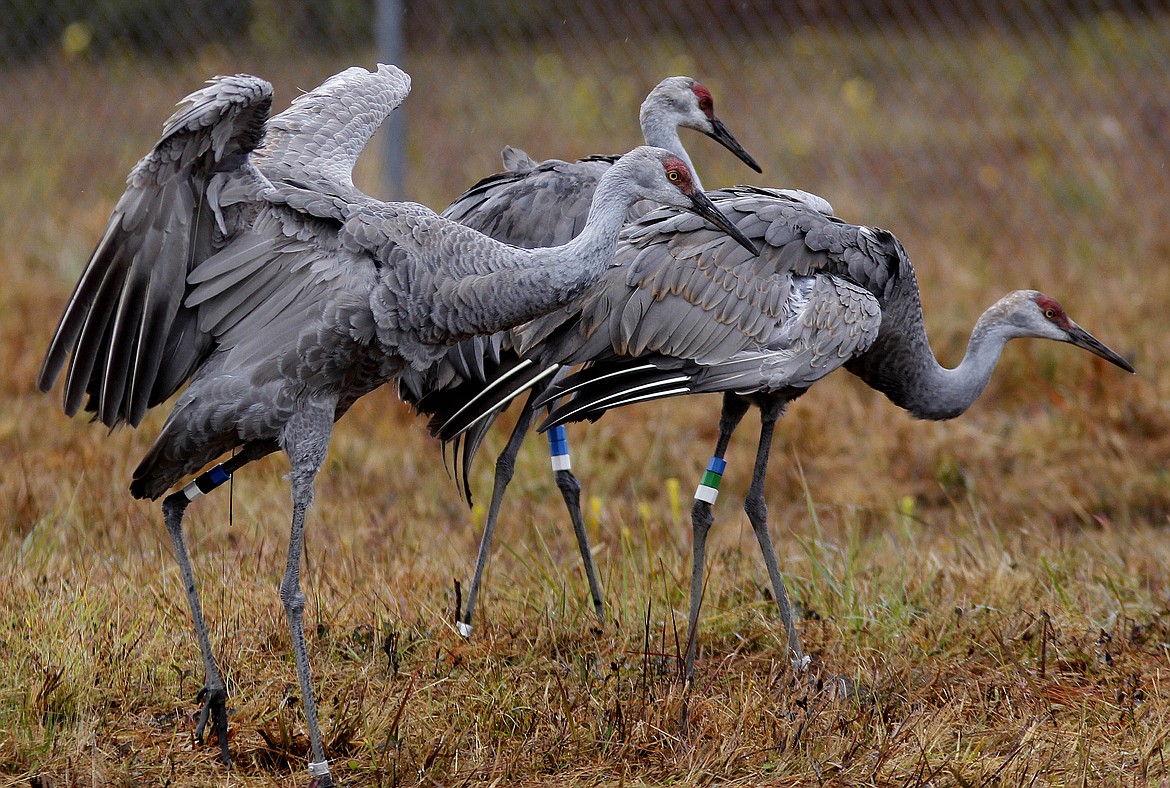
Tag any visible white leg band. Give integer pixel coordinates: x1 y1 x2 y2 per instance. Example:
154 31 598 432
456 621 474 638
182 480 204 501
694 484 719 504
550 454 572 472
308 760 331 777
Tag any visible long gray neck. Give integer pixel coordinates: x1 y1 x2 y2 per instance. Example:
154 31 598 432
433 156 644 338
640 108 702 191
846 268 1012 421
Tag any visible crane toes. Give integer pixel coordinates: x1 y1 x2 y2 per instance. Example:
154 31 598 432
193 684 231 766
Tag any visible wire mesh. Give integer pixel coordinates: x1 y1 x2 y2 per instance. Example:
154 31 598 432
3 1 1167 297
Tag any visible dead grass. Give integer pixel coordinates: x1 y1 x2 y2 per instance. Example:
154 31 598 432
2 19 1169 788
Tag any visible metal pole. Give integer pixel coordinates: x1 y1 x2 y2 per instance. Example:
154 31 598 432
376 0 406 200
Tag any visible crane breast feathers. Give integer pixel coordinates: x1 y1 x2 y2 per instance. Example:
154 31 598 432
770 275 881 388
37 74 275 428
662 275 880 396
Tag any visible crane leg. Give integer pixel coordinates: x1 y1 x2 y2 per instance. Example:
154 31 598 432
460 388 606 636
743 401 807 673
163 494 232 766
553 463 606 627
278 401 336 787
161 448 265 767
539 369 605 623
683 394 750 685
460 390 538 636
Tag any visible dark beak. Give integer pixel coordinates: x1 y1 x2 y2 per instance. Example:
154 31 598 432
1066 324 1135 373
687 190 759 256
707 116 762 174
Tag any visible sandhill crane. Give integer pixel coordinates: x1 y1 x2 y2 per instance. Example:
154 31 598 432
405 76 761 635
36 64 756 784
440 76 760 247
438 185 1135 684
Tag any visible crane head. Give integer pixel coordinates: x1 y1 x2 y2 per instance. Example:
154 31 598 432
1005 291 1134 373
642 77 762 174
634 148 759 257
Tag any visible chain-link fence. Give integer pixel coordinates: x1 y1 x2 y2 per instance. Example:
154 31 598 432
3 1 1168 308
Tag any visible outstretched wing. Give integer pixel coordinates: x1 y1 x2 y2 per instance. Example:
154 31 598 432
255 63 410 211
38 74 273 428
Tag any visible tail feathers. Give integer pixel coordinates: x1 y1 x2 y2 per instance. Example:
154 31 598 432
441 406 501 504
429 360 559 443
536 357 696 429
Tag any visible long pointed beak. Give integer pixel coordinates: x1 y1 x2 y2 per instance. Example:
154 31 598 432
687 190 759 256
1067 324 1135 373
707 116 762 174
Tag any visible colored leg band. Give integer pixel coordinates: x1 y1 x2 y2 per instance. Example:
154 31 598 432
547 425 571 472
181 463 233 502
694 456 727 504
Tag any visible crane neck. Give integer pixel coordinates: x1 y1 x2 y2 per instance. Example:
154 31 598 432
846 265 1014 421
423 154 648 341
639 113 703 191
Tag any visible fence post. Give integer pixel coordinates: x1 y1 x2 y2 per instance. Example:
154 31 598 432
376 0 406 200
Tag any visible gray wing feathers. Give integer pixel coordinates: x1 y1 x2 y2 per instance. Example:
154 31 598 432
254 64 410 199
441 157 615 249
539 274 880 426
501 145 538 172
521 186 895 378
38 74 274 428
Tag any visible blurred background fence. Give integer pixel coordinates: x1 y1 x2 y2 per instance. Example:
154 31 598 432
1 0 1167 534
2 0 1168 370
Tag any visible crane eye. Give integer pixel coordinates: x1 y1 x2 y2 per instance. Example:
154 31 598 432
699 98 712 111
1044 308 1056 319
667 169 681 182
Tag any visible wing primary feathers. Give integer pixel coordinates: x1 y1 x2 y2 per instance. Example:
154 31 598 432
540 378 693 428
434 361 556 441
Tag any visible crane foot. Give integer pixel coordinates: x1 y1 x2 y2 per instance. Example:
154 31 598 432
193 684 231 766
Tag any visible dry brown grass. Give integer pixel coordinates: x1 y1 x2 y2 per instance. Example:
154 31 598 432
2 21 1169 787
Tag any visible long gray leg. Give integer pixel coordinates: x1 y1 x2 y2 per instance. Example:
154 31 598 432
163 493 231 766
278 401 336 787
545 413 603 621
744 400 807 673
459 390 540 636
161 449 263 767
683 394 750 684
553 464 606 626
459 388 605 635
543 369 604 625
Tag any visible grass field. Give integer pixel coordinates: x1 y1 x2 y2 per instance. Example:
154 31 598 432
2 16 1169 787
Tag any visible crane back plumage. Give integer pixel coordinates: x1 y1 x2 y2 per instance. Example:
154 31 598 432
514 187 891 423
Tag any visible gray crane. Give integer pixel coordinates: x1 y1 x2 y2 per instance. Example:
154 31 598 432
36 64 756 785
405 76 761 636
437 185 1135 686
440 76 760 247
